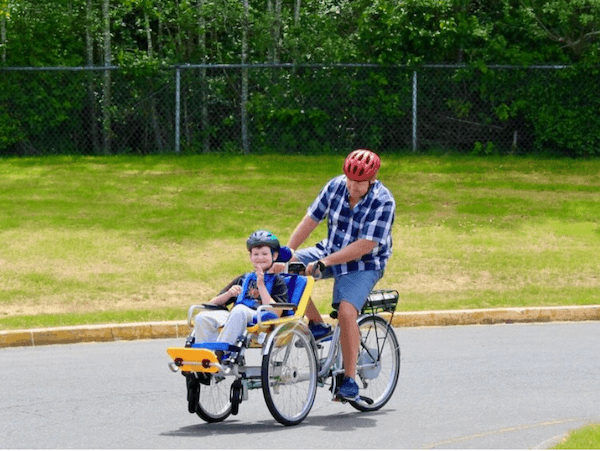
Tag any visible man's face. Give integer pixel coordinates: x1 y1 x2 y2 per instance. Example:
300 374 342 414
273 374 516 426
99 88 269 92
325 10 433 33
249 245 275 270
346 178 372 200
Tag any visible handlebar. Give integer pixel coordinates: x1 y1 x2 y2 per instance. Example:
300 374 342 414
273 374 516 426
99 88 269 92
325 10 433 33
285 261 324 279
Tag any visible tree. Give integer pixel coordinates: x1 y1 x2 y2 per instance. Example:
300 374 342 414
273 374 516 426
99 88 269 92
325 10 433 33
521 0 600 60
0 0 7 63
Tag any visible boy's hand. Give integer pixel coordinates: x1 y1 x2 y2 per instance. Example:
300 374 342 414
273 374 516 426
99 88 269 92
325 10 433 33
228 285 242 297
255 265 265 284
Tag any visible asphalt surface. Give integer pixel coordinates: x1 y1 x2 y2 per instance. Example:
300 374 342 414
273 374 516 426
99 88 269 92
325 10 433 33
1 304 599 348
1 322 600 448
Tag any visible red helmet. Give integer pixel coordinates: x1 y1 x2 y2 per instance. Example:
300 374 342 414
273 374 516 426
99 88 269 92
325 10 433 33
343 149 381 181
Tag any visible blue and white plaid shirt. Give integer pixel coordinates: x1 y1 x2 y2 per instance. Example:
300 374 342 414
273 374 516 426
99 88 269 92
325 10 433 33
307 175 395 276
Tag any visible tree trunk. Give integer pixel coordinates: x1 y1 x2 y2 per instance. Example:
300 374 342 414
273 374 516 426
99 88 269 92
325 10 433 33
86 0 100 154
1 7 6 64
198 0 209 152
102 0 111 155
293 0 301 72
144 9 164 152
267 0 282 64
241 0 249 154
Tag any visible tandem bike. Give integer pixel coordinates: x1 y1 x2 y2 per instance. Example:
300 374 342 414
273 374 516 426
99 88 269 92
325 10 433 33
167 260 400 426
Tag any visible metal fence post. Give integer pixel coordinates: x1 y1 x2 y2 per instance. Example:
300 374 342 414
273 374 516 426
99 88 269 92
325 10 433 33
412 70 417 153
175 67 181 153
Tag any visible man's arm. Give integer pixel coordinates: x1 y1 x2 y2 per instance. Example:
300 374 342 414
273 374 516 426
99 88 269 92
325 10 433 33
319 239 376 267
288 214 319 251
304 239 376 276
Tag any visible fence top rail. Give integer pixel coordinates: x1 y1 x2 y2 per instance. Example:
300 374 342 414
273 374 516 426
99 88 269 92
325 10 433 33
0 63 580 72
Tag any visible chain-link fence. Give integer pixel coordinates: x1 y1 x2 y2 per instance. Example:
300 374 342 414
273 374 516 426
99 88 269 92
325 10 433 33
1 64 598 156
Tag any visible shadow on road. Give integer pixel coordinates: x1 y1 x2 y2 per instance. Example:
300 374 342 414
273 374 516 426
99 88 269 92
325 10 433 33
160 409 394 438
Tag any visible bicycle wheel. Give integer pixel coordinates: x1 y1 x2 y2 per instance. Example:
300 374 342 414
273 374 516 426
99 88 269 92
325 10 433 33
261 324 318 426
195 374 234 423
350 315 400 412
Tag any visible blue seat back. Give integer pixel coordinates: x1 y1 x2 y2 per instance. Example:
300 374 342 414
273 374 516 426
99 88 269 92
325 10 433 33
281 274 308 317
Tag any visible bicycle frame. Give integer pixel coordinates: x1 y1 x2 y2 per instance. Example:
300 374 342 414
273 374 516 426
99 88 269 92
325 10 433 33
318 316 393 375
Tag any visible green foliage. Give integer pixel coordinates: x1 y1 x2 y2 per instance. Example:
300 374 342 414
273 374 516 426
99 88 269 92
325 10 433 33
3 0 86 67
522 0 600 61
524 65 600 156
1 0 599 157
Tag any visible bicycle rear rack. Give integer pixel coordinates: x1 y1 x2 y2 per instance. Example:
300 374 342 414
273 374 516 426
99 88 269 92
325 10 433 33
361 290 399 315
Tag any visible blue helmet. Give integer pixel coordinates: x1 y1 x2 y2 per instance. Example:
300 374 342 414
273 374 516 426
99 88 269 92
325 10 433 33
246 229 280 253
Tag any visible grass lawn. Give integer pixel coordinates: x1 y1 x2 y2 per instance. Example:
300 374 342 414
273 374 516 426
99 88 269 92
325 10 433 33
1 153 599 330
553 423 600 449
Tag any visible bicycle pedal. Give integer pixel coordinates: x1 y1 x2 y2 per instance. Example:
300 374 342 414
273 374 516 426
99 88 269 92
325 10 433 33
359 395 374 405
334 395 358 403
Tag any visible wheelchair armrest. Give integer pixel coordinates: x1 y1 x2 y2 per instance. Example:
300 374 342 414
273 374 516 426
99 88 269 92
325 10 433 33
187 303 228 327
202 303 229 310
265 303 298 310
255 303 298 326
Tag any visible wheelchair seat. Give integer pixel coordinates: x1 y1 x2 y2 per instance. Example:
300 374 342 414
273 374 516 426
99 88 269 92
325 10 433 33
181 273 314 353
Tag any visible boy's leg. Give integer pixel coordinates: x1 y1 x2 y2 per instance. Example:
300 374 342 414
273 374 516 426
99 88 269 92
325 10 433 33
193 310 229 343
217 305 254 345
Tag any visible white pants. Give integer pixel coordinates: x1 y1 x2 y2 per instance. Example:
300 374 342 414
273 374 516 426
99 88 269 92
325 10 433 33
217 304 257 345
193 304 256 346
193 309 230 343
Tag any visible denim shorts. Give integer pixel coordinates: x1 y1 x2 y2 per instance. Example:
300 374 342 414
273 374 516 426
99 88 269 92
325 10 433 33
295 247 383 312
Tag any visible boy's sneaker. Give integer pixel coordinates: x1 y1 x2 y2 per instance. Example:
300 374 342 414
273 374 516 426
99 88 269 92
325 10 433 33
308 321 332 340
336 377 360 402
185 375 199 413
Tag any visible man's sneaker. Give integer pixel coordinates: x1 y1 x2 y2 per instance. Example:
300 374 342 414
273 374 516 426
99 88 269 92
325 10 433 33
308 321 332 340
336 377 360 402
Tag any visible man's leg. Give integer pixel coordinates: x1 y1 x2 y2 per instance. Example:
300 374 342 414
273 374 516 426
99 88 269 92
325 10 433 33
332 270 383 399
338 300 359 378
305 298 324 323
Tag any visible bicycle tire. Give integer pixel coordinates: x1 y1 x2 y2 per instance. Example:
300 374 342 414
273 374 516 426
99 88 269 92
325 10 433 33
350 315 400 412
261 324 318 426
195 374 234 423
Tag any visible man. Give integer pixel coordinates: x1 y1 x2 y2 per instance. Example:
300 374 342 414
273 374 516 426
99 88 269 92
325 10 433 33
284 149 395 401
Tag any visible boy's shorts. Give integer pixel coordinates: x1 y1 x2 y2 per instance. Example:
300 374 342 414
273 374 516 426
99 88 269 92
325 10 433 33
294 247 384 312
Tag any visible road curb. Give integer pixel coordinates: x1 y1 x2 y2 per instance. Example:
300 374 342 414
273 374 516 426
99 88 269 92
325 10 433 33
1 305 599 348
0 321 190 348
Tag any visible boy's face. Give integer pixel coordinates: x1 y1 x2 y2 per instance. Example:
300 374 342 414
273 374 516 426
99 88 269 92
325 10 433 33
249 245 276 270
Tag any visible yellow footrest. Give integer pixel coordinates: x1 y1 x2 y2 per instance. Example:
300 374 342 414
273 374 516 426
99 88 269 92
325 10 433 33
167 347 220 373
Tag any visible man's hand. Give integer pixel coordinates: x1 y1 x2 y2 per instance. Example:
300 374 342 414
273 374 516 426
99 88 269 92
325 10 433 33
305 260 326 278
271 262 286 274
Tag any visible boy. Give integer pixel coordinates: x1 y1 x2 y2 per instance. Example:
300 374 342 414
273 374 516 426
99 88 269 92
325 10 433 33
189 229 288 349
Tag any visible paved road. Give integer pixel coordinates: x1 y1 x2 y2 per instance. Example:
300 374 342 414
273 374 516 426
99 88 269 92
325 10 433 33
1 322 599 449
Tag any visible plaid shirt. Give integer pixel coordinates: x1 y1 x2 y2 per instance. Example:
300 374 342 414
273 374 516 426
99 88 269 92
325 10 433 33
307 175 395 276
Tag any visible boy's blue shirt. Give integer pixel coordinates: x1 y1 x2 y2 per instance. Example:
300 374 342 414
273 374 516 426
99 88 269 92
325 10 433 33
235 272 276 309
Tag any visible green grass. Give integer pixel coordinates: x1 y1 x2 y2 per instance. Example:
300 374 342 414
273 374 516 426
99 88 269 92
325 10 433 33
1 154 600 330
553 424 600 449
